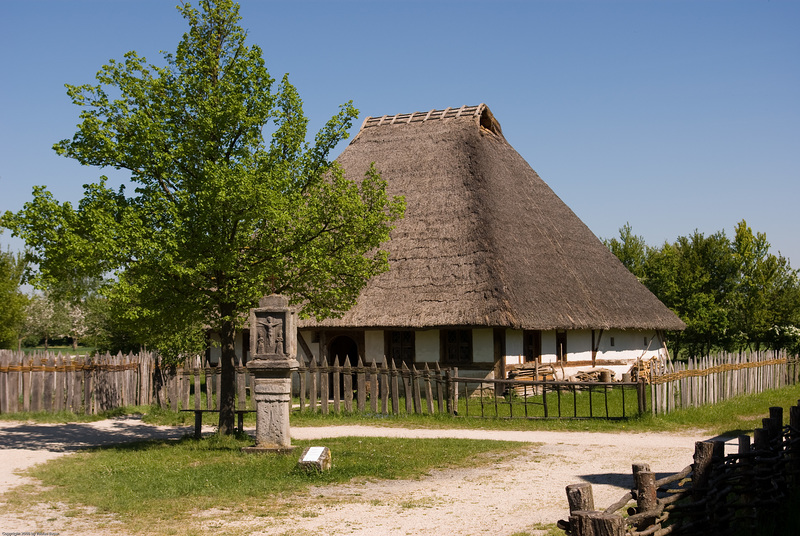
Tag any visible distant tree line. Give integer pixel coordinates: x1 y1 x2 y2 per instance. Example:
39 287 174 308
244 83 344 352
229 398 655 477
604 220 800 359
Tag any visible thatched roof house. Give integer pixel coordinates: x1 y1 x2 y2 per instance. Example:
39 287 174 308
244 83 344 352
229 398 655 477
297 104 684 379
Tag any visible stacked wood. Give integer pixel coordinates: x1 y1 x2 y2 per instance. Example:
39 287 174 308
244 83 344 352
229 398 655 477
569 368 616 383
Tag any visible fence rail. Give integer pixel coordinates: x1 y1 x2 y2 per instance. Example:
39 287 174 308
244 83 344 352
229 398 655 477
559 403 800 536
648 351 798 415
2 349 799 421
451 376 647 419
0 350 156 414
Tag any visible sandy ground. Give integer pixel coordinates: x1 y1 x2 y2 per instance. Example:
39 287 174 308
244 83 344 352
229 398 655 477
0 417 736 536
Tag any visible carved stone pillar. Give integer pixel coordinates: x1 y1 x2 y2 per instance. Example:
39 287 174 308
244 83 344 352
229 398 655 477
243 295 299 453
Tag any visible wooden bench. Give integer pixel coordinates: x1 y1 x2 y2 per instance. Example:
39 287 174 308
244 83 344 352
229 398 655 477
180 409 256 439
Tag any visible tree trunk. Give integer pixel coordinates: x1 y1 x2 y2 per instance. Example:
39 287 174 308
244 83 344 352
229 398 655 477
218 305 237 435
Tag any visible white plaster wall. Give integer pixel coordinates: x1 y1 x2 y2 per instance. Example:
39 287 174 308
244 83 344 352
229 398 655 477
365 330 385 363
472 328 494 363
415 330 440 363
505 329 523 366
541 331 557 363
568 330 593 363
298 330 319 363
597 329 663 361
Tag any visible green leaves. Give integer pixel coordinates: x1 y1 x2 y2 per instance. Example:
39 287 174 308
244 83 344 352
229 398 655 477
605 221 800 357
0 240 28 348
7 0 404 362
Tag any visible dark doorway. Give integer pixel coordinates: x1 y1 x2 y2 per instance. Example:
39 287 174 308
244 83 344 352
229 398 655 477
328 336 359 366
556 330 567 362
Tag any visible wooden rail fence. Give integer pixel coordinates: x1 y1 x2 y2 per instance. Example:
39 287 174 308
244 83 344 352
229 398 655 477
649 351 797 415
3 349 798 422
296 356 455 415
559 402 800 536
451 376 647 419
0 350 156 414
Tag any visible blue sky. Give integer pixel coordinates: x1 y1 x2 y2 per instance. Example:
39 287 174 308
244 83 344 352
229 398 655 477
2 1 798 269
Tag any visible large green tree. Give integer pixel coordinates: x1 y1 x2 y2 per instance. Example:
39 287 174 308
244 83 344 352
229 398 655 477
3 0 404 432
605 221 800 357
0 239 28 349
603 222 648 280
644 231 737 357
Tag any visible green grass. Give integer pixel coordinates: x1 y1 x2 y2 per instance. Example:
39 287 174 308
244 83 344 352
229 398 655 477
287 382 800 436
7 382 800 437
7 434 524 535
4 383 800 535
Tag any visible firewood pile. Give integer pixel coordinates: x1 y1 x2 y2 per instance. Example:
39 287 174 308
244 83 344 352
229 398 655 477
569 368 615 383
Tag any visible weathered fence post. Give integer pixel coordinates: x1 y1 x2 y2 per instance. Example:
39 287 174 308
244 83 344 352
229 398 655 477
635 469 657 528
343 356 353 413
435 363 445 413
401 362 413 414
390 359 400 415
412 365 422 414
693 441 715 500
637 378 647 416
569 511 625 536
445 368 454 415
332 359 341 413
309 356 318 412
369 360 379 413
320 357 329 415
380 359 389 414
424 364 435 415
356 357 365 412
566 483 595 513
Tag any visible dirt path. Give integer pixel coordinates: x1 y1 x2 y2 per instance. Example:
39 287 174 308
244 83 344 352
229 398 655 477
0 417 734 535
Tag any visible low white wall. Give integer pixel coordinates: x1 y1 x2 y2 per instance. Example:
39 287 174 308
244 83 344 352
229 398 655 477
415 330 440 363
473 328 494 363
365 330 385 363
505 329 524 366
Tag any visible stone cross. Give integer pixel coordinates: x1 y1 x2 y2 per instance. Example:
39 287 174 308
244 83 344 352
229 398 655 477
243 294 299 453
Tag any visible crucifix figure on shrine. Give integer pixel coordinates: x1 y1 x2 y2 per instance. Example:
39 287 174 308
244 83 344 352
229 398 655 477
243 294 299 453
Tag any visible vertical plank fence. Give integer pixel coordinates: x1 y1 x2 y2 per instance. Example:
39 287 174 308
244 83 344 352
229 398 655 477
650 351 797 415
2 349 798 421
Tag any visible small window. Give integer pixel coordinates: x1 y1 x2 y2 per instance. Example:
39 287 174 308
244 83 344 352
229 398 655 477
610 337 615 347
523 330 542 363
386 330 415 368
441 329 472 365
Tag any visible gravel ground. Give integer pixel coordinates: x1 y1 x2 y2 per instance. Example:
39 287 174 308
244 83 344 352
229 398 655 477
0 417 735 536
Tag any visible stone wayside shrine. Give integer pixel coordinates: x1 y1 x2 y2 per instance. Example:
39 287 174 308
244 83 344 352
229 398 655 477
243 295 299 454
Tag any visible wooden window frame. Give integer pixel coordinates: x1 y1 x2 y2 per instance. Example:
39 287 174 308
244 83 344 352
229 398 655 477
523 330 542 363
440 329 473 365
385 330 416 367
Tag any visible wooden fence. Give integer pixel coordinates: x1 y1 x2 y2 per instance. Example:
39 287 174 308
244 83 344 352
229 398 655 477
296 356 456 415
649 351 798 415
0 350 156 414
450 376 647 419
3 349 798 421
559 402 800 536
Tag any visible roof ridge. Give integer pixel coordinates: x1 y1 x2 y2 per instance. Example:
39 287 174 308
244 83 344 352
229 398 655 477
359 104 485 131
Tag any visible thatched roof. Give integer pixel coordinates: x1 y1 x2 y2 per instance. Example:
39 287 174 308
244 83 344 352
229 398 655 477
301 104 685 332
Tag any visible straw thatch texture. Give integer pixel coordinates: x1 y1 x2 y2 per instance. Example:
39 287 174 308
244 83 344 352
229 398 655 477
301 104 685 332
